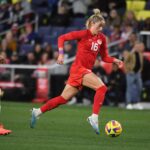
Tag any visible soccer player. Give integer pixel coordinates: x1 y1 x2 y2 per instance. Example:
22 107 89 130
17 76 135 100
0 123 12 135
0 55 12 135
30 9 123 134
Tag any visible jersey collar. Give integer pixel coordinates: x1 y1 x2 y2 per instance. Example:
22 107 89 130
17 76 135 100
87 29 99 37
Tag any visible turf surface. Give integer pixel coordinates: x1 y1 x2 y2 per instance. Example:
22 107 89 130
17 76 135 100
0 102 150 150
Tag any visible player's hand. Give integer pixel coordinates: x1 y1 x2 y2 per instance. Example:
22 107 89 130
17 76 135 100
57 54 64 65
0 55 6 64
114 58 123 68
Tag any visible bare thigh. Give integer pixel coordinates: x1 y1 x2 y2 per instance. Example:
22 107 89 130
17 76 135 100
82 72 104 91
61 84 79 100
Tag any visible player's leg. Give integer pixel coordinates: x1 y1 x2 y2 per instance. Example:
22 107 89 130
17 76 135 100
82 72 107 134
30 84 79 128
83 72 107 114
0 89 12 135
40 84 79 113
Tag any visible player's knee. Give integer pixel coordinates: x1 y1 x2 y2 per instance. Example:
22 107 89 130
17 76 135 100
60 93 70 101
96 85 108 94
61 92 77 101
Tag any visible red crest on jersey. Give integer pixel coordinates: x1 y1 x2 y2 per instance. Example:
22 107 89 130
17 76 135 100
97 39 102 45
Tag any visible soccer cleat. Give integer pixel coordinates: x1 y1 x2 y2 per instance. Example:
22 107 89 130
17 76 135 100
0 124 12 135
0 128 12 135
87 116 100 135
30 108 38 128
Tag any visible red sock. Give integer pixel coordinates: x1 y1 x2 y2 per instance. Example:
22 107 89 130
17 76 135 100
40 96 67 113
93 85 107 114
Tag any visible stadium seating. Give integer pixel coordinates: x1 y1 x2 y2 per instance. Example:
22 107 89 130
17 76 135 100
0 24 4 32
127 0 146 11
38 26 51 38
43 35 57 48
126 0 150 20
137 11 150 20
51 26 65 36
70 18 86 28
19 44 34 55
65 27 79 33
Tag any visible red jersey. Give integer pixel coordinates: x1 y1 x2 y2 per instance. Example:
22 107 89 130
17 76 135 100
58 29 115 70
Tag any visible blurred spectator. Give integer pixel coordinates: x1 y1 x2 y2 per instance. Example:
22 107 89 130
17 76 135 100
0 51 9 64
123 10 138 29
0 52 10 80
9 1 24 25
110 25 121 42
70 0 92 17
92 0 109 15
48 0 59 10
31 0 52 26
21 0 31 14
123 42 145 110
121 24 133 40
50 0 70 26
19 23 39 44
106 9 121 30
0 0 9 20
10 52 19 64
143 18 150 31
39 52 50 65
64 42 75 59
33 43 43 63
9 52 22 81
44 43 54 59
1 24 19 58
93 0 126 17
107 62 126 106
49 51 59 65
108 0 126 16
0 0 10 30
109 26 122 53
124 32 138 51
23 52 36 81
25 52 36 65
11 23 20 37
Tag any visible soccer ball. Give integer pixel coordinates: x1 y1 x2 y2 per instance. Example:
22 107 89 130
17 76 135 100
105 120 122 137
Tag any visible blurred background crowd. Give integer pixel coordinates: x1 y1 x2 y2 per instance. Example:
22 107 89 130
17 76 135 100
0 0 150 109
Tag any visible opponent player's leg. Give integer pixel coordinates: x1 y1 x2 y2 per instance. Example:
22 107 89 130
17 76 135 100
30 84 79 128
82 72 107 134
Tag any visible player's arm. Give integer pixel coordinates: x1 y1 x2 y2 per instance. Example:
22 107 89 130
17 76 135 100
99 35 123 68
57 30 86 65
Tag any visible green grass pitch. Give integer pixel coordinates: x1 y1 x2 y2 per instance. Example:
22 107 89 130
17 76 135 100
0 102 150 150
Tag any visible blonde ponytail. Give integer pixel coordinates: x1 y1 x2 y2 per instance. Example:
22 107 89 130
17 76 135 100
86 8 105 29
93 9 101 16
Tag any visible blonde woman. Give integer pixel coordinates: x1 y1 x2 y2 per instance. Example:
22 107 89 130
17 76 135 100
30 9 123 134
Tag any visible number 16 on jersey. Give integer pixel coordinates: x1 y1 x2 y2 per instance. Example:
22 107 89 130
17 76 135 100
91 42 99 51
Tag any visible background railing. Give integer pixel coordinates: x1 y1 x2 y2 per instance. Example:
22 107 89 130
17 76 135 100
0 38 126 82
140 31 150 50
